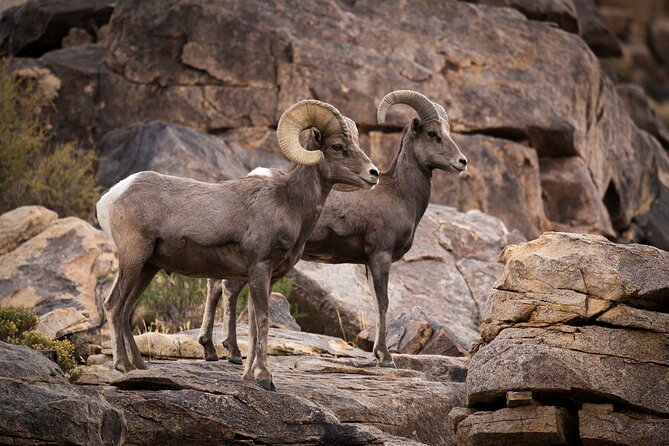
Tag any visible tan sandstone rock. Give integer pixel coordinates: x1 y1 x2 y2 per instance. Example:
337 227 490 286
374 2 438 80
0 214 116 339
0 206 58 256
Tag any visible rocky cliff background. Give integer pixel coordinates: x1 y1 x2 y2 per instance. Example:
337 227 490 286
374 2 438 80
0 0 668 445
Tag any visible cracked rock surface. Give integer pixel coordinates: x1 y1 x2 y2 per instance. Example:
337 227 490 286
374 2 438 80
1 340 465 445
450 232 669 445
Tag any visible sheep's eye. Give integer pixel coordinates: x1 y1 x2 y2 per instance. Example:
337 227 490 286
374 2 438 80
333 144 343 151
427 131 438 138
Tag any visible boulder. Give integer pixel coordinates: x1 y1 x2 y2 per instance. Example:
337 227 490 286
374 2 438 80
579 403 669 446
96 120 289 187
0 213 116 340
0 205 57 256
238 292 301 331
0 342 125 446
451 405 575 446
0 0 114 57
289 204 514 354
539 156 615 237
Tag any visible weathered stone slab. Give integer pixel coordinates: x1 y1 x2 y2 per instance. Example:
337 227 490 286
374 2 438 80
497 232 669 310
467 326 669 415
452 405 573 446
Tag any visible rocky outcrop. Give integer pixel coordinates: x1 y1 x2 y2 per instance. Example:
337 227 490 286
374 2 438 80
0 206 116 344
6 0 665 244
450 232 669 445
290 204 520 355
1 335 466 445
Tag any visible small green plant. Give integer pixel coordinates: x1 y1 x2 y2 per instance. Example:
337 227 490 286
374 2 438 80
0 59 100 219
0 306 39 339
133 272 208 333
0 305 78 373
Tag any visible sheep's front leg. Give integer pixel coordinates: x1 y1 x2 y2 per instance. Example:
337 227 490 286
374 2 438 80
199 278 223 361
242 295 257 381
368 252 396 368
247 262 275 390
221 280 245 365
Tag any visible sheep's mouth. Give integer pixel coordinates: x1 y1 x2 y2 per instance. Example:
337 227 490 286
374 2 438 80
363 178 378 189
450 163 467 174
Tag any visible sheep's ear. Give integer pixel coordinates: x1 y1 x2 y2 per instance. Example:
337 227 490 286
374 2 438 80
410 117 422 135
309 127 322 144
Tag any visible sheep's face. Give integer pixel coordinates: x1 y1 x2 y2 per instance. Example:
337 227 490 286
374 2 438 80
305 128 379 190
411 118 467 174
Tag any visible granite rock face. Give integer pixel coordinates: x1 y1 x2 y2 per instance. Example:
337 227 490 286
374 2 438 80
450 232 669 445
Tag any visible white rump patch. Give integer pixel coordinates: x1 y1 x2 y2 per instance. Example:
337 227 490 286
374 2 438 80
96 172 141 234
247 167 273 178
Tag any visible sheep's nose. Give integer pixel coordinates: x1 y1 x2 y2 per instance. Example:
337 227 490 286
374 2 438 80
370 168 379 177
459 158 467 166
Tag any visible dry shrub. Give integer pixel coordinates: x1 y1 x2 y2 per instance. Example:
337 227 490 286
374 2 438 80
0 59 99 220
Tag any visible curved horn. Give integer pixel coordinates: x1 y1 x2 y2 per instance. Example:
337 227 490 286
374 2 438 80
277 100 350 166
377 90 442 124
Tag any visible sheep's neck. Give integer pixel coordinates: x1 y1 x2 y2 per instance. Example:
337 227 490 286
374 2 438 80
386 133 432 225
284 164 330 235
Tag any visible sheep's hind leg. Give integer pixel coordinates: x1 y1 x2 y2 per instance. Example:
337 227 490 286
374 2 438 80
104 272 134 373
221 280 245 365
368 253 396 368
247 263 274 391
121 264 159 369
199 278 224 361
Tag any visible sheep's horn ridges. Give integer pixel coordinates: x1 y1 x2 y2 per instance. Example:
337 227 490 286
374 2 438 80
376 90 443 124
277 100 350 166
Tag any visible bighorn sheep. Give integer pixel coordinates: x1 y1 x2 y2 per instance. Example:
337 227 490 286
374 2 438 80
96 100 379 390
199 90 467 367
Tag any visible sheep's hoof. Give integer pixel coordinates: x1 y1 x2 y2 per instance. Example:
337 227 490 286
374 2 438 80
114 360 136 373
204 352 219 361
257 378 276 391
228 355 243 365
377 359 397 369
